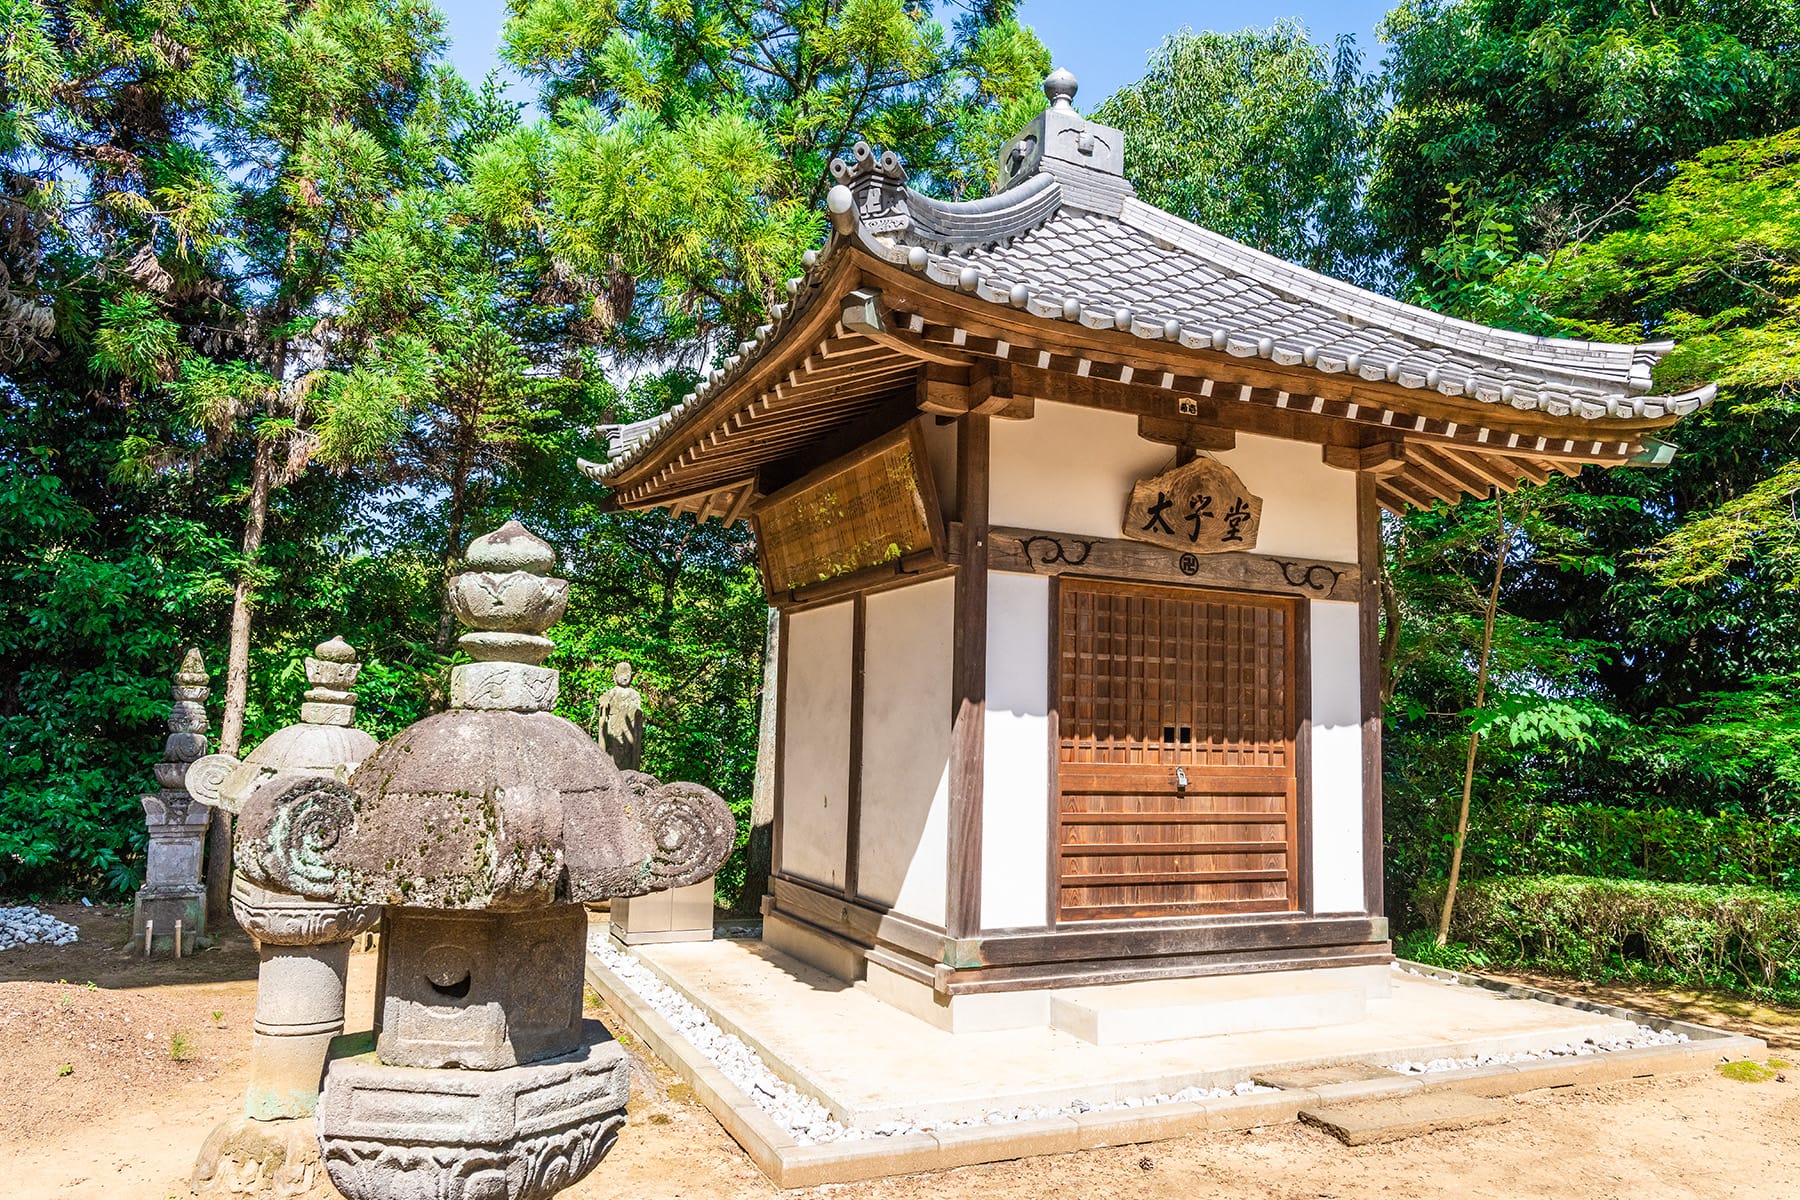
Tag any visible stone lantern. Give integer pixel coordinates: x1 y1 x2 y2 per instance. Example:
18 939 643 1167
132 647 213 952
186 636 383 1196
220 522 734 1200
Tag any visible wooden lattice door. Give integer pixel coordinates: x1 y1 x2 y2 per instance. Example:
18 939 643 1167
1055 579 1300 921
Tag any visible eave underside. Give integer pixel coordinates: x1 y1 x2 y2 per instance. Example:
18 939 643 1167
602 255 1684 519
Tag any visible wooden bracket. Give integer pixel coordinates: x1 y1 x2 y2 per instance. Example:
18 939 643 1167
1323 442 1408 476
844 288 975 367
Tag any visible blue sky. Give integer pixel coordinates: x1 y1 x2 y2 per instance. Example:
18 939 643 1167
435 0 1395 108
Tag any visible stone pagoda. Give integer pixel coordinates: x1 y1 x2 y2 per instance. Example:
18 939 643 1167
132 647 213 951
186 636 382 1197
214 521 734 1200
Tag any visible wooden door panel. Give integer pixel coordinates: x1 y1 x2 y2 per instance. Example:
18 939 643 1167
1055 579 1299 922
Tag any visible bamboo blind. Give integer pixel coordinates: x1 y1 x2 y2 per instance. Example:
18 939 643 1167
759 432 939 593
1056 579 1299 921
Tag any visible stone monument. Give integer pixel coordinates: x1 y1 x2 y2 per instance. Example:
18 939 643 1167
600 663 717 946
185 636 382 1197
132 647 213 952
215 521 734 1200
594 660 644 771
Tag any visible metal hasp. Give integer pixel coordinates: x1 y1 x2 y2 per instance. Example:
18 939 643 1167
244 521 735 1200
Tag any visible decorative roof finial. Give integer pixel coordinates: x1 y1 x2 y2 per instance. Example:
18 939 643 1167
1044 67 1078 110
299 636 361 726
446 520 569 711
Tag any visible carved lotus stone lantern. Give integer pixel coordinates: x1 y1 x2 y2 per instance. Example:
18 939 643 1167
224 522 732 1200
186 637 382 1196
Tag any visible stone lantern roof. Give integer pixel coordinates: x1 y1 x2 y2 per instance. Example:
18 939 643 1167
582 69 1714 517
226 522 734 912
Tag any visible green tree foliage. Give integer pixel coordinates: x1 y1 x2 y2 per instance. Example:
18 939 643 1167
1380 121 1800 931
1096 22 1385 287
1375 0 1800 290
495 0 1049 358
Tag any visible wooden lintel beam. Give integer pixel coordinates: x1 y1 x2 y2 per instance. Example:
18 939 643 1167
1138 414 1236 452
988 526 1362 602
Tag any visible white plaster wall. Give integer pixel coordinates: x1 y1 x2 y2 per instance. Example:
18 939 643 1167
1310 599 1365 913
1215 434 1359 562
990 401 1170 538
981 571 1051 930
857 578 953 927
990 403 1357 565
780 602 854 890
917 417 958 522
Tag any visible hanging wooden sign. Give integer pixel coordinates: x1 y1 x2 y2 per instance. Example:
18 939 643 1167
1122 455 1262 553
755 422 945 595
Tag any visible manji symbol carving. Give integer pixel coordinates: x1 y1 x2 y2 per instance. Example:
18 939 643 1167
1122 455 1263 554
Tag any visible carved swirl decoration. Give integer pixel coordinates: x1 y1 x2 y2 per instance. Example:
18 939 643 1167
240 775 356 900
1018 534 1094 566
184 753 241 811
640 781 734 890
1273 559 1346 593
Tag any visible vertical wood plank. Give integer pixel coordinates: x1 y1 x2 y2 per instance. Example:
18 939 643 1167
946 413 990 939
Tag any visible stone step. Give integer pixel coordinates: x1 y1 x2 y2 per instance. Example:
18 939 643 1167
1299 1092 1510 1145
1048 973 1367 1046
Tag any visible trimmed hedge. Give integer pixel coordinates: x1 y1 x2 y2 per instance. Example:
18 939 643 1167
1411 874 1800 1003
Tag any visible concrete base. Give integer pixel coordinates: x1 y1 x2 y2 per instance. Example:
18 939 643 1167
587 940 1768 1188
585 939 1770 1188
1049 967 1383 1045
771 911 1388 1038
610 878 716 946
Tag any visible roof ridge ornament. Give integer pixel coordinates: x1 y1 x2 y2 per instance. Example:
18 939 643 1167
829 141 912 236
997 68 1134 214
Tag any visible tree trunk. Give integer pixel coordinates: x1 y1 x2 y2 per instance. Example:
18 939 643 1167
1437 492 1508 947
209 436 275 922
434 425 478 655
740 606 780 914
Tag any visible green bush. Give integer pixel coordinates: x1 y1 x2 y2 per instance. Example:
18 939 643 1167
1411 874 1800 1004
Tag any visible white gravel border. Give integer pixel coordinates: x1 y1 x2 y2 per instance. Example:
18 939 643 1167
589 932 1271 1145
0 905 79 950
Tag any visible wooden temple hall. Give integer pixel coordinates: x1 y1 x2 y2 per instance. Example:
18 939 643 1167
583 70 1713 1032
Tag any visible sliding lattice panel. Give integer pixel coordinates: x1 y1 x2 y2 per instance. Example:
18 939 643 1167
1056 580 1299 921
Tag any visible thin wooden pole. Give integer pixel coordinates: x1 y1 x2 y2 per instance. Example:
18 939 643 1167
1437 491 1508 947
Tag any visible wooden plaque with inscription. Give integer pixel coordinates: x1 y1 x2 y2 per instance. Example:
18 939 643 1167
1123 455 1262 553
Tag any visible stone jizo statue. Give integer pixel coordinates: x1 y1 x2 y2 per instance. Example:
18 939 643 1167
595 659 644 771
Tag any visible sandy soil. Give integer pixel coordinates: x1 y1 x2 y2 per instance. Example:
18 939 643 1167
6 903 1800 1199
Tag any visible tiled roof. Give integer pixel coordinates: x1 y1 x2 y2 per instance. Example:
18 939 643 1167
586 90 1712 486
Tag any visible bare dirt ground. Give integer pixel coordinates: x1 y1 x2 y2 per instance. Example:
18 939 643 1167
7 903 1800 1200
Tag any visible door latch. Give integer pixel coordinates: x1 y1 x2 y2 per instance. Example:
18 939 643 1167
1175 766 1190 791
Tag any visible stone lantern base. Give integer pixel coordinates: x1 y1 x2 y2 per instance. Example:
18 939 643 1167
317 1024 628 1200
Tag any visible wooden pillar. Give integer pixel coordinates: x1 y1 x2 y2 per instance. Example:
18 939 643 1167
946 414 990 940
844 594 867 902
1357 471 1385 918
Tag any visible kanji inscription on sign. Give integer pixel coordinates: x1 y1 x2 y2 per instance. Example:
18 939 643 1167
1122 455 1262 554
